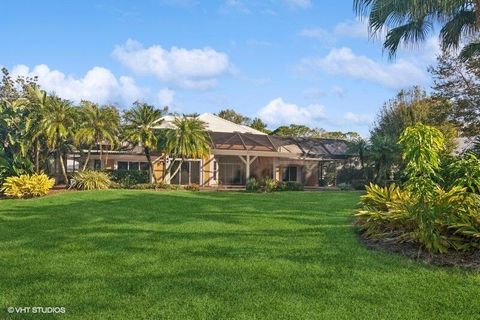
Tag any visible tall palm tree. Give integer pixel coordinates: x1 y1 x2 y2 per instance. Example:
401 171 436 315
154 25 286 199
163 115 211 183
354 0 480 60
41 96 77 184
75 102 119 171
123 102 166 183
26 87 49 173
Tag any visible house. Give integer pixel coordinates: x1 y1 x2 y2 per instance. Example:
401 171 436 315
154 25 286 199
66 113 354 187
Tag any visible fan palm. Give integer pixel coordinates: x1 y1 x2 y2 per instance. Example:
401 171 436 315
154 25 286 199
123 102 166 183
354 0 480 60
76 102 119 171
41 97 77 184
163 115 211 183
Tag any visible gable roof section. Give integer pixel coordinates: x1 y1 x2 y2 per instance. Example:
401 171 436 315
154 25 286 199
155 113 267 135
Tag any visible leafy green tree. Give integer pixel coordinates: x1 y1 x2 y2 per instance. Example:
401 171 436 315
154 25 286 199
354 0 480 60
216 108 251 125
123 102 167 183
163 115 211 183
249 117 271 134
272 124 324 137
430 49 480 136
76 102 119 171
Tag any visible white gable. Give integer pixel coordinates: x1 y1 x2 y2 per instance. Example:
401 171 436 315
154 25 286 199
155 113 267 135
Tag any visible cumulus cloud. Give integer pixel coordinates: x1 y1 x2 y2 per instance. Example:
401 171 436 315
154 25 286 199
257 97 326 126
11 64 146 105
157 88 175 107
299 47 428 89
112 39 231 90
344 112 374 126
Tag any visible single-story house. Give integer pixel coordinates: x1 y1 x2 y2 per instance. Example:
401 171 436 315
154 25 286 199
65 113 354 187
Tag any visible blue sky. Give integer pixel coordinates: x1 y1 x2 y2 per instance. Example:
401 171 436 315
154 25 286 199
1 0 439 136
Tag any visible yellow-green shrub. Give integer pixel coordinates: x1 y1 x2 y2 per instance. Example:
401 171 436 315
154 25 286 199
1 173 55 199
70 170 111 190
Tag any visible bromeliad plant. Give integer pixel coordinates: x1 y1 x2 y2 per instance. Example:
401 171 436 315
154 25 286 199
356 124 480 253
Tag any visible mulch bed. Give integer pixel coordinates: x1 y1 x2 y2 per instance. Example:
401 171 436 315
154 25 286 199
359 234 480 271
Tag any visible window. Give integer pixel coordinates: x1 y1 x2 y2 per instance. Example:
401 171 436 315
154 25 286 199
117 161 129 170
219 162 245 185
213 160 218 180
171 160 201 185
94 159 102 170
117 161 149 171
282 166 298 182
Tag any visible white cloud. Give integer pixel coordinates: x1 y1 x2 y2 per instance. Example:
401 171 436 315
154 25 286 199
257 97 326 126
284 0 311 8
299 27 334 44
333 18 369 38
113 39 231 90
11 64 146 105
299 47 428 89
344 112 374 126
157 88 175 106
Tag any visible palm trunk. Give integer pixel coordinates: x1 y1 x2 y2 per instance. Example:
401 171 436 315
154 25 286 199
82 148 91 171
144 147 157 183
99 144 103 170
35 140 40 173
58 151 69 186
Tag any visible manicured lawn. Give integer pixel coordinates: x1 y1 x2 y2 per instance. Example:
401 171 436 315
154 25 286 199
0 190 479 320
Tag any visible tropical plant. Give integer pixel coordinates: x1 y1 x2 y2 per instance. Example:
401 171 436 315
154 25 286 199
69 170 112 190
41 97 77 183
107 170 149 188
1 173 55 198
123 102 167 183
354 0 480 60
446 153 480 193
357 124 480 253
163 115 211 182
76 102 119 170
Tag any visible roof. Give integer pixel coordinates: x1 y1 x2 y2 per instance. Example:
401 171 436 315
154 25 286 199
210 132 351 159
155 113 267 135
455 136 478 155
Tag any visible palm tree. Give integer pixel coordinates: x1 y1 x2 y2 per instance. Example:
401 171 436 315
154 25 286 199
354 0 480 60
123 102 166 183
41 96 77 184
26 87 49 173
75 102 119 171
163 115 211 183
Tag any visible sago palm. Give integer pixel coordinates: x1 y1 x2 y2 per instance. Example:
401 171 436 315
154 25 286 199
123 102 166 183
354 0 480 60
164 115 211 183
76 102 119 171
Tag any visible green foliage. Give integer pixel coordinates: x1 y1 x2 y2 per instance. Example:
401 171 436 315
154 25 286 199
276 181 304 191
246 178 303 192
1 173 54 198
70 170 112 190
108 170 149 188
445 153 480 194
354 0 480 60
184 184 200 192
357 124 480 253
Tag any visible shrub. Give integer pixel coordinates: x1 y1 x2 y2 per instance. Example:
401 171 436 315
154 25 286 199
70 170 112 190
184 184 200 191
1 173 55 199
356 124 480 253
108 170 149 188
277 181 304 191
246 178 260 192
445 153 480 194
131 183 157 190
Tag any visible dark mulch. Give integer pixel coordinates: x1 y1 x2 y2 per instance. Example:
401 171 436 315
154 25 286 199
359 234 480 271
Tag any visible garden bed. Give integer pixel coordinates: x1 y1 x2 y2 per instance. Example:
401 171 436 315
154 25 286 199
359 234 480 271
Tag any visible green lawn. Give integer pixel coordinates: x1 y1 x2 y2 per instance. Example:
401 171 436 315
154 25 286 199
0 190 479 320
